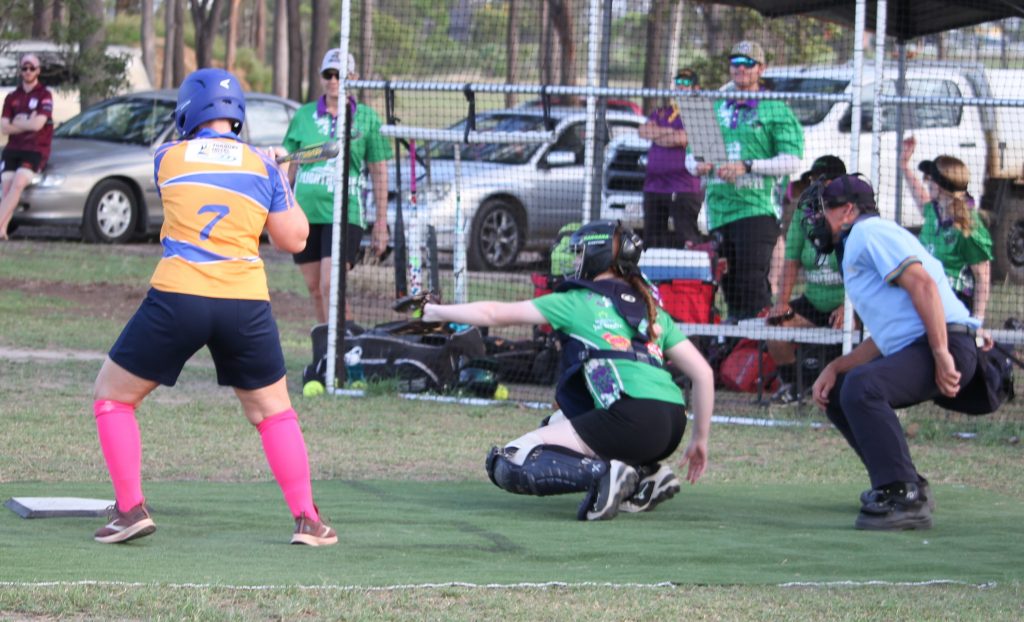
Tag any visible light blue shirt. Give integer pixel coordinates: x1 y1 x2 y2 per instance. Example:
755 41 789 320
841 217 977 356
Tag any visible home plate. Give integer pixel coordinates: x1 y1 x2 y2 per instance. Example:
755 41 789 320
4 497 112 519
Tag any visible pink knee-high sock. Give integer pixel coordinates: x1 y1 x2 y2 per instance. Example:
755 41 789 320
257 409 318 521
93 400 145 513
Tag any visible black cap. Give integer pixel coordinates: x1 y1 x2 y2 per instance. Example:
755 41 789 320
822 174 876 211
799 155 847 184
917 159 968 193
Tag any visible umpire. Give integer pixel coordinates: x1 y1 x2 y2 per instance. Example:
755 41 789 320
802 175 990 531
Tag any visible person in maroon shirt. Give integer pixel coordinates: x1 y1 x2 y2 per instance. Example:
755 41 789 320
0 53 54 239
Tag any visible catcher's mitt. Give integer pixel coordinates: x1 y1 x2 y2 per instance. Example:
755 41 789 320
391 291 441 314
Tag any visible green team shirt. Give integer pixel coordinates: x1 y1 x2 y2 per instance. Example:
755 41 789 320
532 288 688 408
918 202 994 292
784 217 845 312
703 99 804 229
282 97 393 226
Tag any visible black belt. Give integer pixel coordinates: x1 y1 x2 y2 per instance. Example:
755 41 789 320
946 323 977 336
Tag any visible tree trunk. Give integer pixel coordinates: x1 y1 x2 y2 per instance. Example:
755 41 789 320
114 0 136 14
226 0 242 71
52 0 66 32
307 0 329 101
255 0 266 63
141 0 156 85
163 0 177 88
286 0 302 101
505 0 519 108
32 0 53 39
641 0 670 114
74 0 107 109
173 0 186 84
539 0 550 85
190 0 226 70
549 0 575 88
665 0 684 86
272 0 288 97
359 0 375 100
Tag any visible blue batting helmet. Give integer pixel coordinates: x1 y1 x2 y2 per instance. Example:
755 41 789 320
175 68 246 137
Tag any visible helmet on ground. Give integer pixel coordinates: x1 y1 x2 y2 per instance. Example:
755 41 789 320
568 220 643 280
175 68 246 138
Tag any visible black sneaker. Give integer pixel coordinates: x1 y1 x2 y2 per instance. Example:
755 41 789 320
771 383 799 404
854 482 932 531
620 463 680 513
860 479 935 511
577 460 638 521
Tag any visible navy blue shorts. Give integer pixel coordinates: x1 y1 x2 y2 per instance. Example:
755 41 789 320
109 289 287 389
293 222 364 266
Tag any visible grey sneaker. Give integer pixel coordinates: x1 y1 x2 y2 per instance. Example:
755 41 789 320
620 463 681 513
861 479 934 511
578 460 639 522
290 512 338 547
855 482 933 531
94 502 156 544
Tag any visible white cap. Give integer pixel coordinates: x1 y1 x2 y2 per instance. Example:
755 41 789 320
321 48 356 75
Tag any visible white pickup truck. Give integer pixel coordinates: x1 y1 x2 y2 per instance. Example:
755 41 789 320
602 61 1024 283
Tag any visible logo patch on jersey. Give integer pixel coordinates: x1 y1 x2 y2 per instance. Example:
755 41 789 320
620 293 636 303
185 140 244 166
28 97 38 110
602 333 631 351
646 342 663 360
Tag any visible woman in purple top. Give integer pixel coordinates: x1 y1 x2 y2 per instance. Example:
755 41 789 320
638 68 704 248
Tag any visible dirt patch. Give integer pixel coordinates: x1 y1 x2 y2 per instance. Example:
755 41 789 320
0 277 314 325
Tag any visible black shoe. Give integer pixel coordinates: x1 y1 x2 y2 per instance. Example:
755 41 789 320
855 482 932 531
860 479 935 512
577 460 638 521
771 383 799 404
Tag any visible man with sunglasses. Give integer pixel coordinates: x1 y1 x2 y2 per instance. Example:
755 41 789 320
283 49 392 324
689 41 803 321
0 53 54 239
638 68 703 248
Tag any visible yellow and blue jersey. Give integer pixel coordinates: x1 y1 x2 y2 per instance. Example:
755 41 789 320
150 129 297 300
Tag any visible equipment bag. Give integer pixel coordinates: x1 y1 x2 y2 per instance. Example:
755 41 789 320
304 321 487 394
934 342 1019 416
719 338 780 394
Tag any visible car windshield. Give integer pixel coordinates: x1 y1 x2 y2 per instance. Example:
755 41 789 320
428 114 551 164
762 77 849 126
54 97 175 145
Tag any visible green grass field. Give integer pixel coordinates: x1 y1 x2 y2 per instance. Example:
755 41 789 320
1 240 1022 620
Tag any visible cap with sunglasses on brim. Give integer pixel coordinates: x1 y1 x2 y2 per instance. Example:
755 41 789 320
675 68 699 87
730 41 765 65
799 155 847 184
320 48 357 76
917 159 968 193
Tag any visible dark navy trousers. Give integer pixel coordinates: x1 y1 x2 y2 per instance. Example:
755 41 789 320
825 332 978 489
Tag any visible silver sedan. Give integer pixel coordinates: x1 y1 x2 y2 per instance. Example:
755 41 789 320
12 90 299 243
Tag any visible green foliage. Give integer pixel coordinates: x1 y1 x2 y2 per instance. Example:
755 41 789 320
105 13 141 47
234 47 272 93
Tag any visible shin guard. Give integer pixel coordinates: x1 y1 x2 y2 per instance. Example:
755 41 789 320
485 444 607 496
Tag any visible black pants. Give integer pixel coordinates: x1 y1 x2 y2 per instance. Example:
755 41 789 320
714 215 778 320
825 333 978 489
642 191 704 248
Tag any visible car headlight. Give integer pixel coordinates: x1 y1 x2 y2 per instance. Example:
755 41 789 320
33 173 66 188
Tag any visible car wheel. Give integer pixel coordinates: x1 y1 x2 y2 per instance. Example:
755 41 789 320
992 196 1024 284
468 199 524 271
82 179 139 244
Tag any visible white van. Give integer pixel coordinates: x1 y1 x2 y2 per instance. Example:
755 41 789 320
0 40 152 146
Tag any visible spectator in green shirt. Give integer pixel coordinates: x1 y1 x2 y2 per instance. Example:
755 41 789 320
283 49 393 324
690 41 804 321
900 137 993 323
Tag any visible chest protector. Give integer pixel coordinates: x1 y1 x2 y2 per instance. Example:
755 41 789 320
553 279 663 417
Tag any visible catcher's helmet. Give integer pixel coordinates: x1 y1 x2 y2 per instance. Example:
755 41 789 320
568 220 643 280
175 68 246 138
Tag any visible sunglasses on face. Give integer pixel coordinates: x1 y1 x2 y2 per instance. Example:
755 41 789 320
321 70 340 80
675 77 695 87
729 57 759 69
21 64 39 72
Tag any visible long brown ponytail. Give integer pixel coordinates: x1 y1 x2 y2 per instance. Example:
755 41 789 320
624 272 663 341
